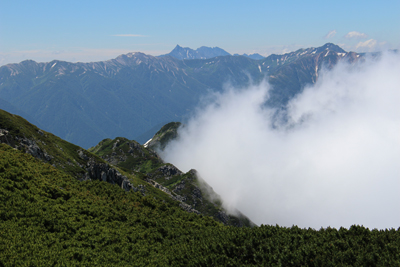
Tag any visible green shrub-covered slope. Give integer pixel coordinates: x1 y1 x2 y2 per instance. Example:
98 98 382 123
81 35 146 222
1 109 400 266
2 144 400 266
88 131 254 227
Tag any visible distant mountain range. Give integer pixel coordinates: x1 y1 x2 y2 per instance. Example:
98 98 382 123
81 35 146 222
0 43 361 148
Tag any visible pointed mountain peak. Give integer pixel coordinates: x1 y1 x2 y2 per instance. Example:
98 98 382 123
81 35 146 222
318 43 346 53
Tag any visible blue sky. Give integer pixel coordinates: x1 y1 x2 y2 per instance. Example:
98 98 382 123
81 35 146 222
1 0 399 65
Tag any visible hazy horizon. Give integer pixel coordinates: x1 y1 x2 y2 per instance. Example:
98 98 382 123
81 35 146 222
1 1 399 66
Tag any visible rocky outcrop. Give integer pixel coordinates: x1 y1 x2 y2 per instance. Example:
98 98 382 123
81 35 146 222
0 128 53 162
146 178 172 195
215 211 230 225
80 154 145 195
0 129 13 147
149 164 183 181
97 138 159 168
157 164 183 177
179 202 201 214
145 177 200 214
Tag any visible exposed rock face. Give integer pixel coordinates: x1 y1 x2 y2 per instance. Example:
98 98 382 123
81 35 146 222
215 211 230 225
80 155 145 195
0 128 53 161
145 177 200 214
151 164 183 181
0 129 13 146
157 164 183 177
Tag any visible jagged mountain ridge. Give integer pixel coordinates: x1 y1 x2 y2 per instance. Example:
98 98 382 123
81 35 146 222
0 43 361 148
165 44 266 60
163 45 231 60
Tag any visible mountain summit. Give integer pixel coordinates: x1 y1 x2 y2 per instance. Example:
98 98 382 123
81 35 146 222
164 45 231 60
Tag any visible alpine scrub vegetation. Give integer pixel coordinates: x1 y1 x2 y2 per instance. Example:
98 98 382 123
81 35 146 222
1 108 400 266
0 143 221 266
2 143 400 266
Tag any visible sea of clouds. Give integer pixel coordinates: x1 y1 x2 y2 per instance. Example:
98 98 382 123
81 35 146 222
161 52 400 229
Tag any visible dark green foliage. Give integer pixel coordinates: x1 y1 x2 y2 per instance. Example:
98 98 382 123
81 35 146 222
1 143 400 265
0 144 219 266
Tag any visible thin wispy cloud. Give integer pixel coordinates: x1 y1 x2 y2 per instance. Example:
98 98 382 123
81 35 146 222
325 30 337 39
112 34 147 37
356 39 377 49
345 31 368 39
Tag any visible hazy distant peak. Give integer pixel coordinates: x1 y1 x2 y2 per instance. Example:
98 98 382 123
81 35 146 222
234 53 265 60
163 45 231 60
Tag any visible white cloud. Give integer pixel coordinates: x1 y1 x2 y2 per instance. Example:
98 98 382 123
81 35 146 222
345 31 368 39
325 30 337 39
355 39 377 50
162 52 400 229
112 34 147 37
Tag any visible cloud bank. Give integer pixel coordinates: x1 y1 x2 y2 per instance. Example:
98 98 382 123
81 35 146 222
161 53 400 229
